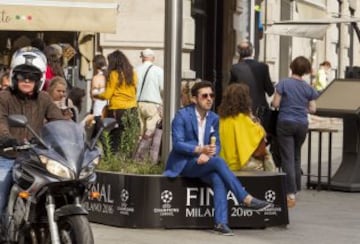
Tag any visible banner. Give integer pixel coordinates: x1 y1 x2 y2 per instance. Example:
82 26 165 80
84 171 289 228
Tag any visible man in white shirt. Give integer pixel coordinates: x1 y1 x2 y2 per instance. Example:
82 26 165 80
164 80 273 235
136 49 164 137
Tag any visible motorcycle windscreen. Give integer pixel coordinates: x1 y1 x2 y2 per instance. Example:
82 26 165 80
40 120 86 166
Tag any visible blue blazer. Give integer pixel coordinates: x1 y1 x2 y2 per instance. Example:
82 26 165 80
163 104 221 177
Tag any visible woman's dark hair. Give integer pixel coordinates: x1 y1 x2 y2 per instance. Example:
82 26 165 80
0 71 9 85
68 87 85 112
290 56 312 76
217 83 252 118
107 50 134 86
93 54 107 75
44 45 64 77
31 38 46 52
190 80 213 97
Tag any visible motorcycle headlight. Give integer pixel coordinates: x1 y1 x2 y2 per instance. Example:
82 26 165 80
79 156 100 179
39 155 74 180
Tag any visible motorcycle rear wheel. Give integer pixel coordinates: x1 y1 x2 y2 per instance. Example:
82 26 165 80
58 215 94 244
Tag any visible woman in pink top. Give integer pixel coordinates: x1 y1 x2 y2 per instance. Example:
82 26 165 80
43 45 65 91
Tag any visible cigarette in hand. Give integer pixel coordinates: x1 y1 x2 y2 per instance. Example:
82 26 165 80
210 136 216 146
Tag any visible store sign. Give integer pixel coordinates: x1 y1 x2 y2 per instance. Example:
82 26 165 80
0 10 11 24
0 1 118 33
84 172 289 228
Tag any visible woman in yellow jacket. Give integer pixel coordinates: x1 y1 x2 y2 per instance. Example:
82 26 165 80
94 50 138 153
218 83 272 171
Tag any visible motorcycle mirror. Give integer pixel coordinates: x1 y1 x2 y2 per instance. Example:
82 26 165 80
102 118 118 131
8 114 28 127
89 118 118 150
8 114 49 149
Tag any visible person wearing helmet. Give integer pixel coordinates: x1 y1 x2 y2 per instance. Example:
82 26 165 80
0 47 64 227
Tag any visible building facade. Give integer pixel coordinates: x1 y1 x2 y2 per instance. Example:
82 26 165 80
98 0 360 102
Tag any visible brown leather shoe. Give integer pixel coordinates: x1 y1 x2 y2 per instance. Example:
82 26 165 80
287 198 296 208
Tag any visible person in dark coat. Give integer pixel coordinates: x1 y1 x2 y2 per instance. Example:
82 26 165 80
230 40 274 115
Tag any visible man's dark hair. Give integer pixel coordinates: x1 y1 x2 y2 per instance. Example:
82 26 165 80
237 40 253 59
320 60 331 67
290 56 312 76
191 80 213 97
31 38 46 52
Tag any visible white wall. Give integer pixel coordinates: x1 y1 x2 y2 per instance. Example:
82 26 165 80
99 0 195 78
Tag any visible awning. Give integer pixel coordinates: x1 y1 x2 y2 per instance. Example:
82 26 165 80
0 0 118 33
265 17 360 40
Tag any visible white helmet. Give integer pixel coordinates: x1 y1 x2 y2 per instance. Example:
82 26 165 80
10 46 47 92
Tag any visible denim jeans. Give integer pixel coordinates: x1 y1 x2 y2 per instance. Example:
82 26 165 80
276 121 307 194
0 157 14 217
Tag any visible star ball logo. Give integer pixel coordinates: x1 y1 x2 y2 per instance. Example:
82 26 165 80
264 190 276 203
161 190 173 204
121 189 129 203
153 190 179 216
118 188 134 216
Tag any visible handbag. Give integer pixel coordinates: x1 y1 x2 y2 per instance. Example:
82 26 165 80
256 106 279 136
252 138 267 158
101 105 110 118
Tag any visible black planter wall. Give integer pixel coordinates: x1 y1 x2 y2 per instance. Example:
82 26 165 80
84 171 289 228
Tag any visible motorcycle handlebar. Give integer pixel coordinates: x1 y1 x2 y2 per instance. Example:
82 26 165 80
2 144 36 152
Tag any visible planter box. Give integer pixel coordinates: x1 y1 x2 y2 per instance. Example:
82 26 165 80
84 170 289 228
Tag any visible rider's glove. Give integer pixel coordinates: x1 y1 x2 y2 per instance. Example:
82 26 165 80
29 137 40 145
0 136 19 148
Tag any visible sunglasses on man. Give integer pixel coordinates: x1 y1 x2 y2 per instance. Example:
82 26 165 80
16 72 41 82
199 93 215 99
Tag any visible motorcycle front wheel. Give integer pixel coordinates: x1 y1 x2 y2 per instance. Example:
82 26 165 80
58 215 94 244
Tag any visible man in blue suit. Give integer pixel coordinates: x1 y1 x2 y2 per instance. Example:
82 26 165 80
164 80 272 236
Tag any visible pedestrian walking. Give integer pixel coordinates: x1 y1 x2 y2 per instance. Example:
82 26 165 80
271 56 318 208
93 50 138 153
136 48 163 138
229 40 274 116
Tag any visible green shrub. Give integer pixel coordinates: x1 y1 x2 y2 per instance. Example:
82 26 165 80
96 110 164 175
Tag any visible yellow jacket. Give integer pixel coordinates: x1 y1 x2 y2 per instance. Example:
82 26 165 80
314 68 327 91
97 70 138 110
219 113 265 171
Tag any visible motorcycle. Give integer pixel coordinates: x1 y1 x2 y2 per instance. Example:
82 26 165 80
2 114 117 244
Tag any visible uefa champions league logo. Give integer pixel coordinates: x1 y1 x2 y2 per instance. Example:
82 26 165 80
121 189 129 203
161 190 173 204
153 190 179 216
264 190 276 203
118 188 134 215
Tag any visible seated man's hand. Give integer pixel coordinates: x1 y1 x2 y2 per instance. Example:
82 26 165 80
197 153 210 164
207 144 216 156
201 145 216 156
